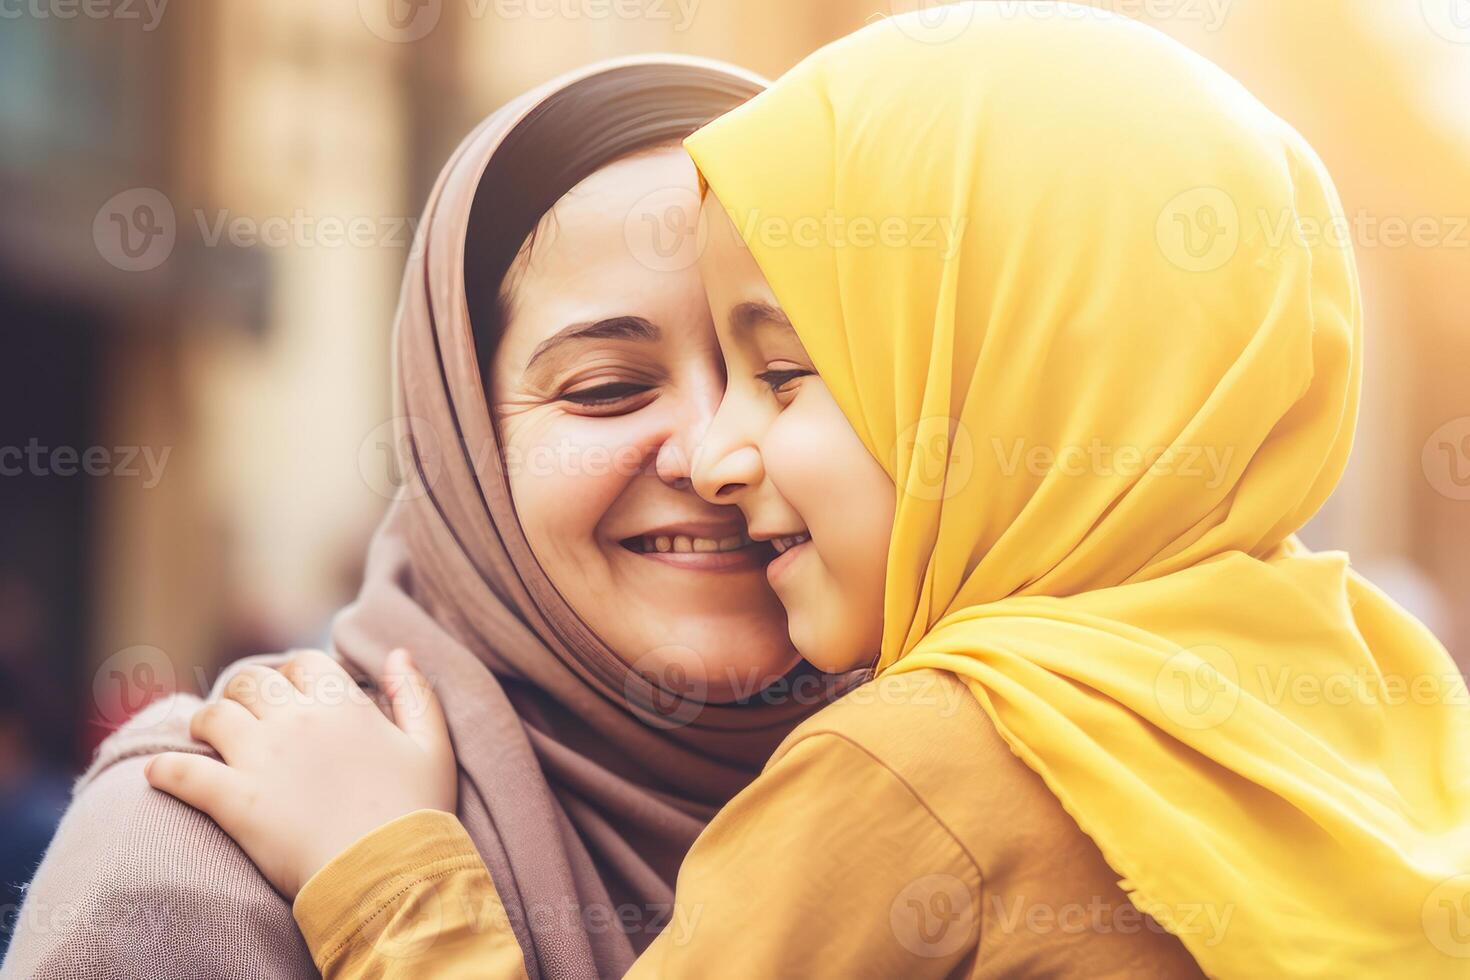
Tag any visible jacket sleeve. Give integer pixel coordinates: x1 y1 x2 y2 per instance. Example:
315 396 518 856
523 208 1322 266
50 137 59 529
292 809 528 980
1 695 318 980
293 733 983 979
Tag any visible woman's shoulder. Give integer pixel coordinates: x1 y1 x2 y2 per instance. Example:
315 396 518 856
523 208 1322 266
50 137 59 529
1 693 315 979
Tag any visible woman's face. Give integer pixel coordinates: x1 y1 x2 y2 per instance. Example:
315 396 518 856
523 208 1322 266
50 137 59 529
691 196 895 673
490 148 798 702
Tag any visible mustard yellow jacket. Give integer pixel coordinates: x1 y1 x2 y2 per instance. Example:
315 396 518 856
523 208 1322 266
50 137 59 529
293 671 1205 978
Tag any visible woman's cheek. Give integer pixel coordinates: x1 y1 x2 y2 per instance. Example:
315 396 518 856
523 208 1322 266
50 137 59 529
503 414 643 566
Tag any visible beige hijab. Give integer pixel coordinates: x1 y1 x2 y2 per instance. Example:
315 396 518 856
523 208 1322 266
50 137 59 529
0 56 850 980
327 56 850 979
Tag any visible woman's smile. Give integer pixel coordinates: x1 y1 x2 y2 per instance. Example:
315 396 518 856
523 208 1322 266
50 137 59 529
490 146 800 700
617 521 776 572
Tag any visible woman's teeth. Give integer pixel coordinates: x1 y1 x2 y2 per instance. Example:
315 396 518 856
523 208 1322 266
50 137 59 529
771 533 810 555
635 532 753 554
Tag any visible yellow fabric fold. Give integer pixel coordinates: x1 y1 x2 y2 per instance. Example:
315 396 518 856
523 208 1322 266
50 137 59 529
685 4 1470 976
293 809 528 980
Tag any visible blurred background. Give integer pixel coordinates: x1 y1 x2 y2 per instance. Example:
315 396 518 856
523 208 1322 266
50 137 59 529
1 0 1466 949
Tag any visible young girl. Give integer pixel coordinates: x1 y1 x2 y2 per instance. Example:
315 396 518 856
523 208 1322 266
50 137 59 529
147 5 1470 977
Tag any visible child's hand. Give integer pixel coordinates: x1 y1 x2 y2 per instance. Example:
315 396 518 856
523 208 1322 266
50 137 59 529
145 647 456 900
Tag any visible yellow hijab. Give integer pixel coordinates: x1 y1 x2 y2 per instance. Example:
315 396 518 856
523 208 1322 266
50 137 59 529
686 4 1470 976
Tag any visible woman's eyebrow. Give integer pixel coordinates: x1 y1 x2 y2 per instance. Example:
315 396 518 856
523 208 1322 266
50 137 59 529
524 315 661 373
728 300 793 334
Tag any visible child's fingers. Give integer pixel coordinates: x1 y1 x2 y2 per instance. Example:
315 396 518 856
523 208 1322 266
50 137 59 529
145 751 241 824
188 699 258 765
383 648 451 756
278 648 355 701
223 664 294 718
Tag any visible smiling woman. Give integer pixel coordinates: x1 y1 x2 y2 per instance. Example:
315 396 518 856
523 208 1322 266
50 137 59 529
1 56 853 980
482 145 795 702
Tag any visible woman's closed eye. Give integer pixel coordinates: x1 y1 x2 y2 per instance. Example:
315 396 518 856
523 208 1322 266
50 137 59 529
559 380 658 415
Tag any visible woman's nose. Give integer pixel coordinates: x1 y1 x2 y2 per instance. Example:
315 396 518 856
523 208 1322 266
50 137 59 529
653 382 721 491
654 439 694 490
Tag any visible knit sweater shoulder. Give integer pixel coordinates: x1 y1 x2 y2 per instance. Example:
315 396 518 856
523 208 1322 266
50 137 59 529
1 668 316 980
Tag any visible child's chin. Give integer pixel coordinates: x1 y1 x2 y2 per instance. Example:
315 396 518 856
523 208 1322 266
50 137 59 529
789 622 861 677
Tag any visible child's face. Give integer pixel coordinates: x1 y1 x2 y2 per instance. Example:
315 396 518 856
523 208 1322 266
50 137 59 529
691 196 895 673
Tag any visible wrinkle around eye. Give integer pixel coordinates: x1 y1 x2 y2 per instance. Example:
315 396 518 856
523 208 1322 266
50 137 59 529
492 388 555 425
492 390 569 450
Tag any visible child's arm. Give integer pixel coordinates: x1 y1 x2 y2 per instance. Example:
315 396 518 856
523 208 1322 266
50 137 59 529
148 649 979 978
144 648 529 979
291 808 526 979
289 730 984 979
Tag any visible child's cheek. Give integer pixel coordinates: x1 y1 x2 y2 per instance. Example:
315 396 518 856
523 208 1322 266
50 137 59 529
763 399 843 521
